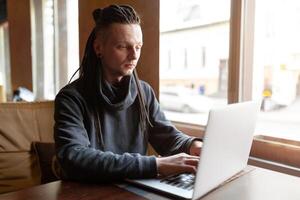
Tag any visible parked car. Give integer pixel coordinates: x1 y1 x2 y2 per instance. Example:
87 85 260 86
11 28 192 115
159 86 212 113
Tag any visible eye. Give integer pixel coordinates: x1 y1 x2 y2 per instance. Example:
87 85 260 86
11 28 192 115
117 44 127 49
135 45 142 51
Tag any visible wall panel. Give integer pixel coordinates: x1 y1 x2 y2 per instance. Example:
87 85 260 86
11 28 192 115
7 0 32 91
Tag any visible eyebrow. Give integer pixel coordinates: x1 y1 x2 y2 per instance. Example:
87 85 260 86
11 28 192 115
115 41 143 45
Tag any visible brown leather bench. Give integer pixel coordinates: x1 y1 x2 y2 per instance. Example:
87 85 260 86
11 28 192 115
0 101 55 193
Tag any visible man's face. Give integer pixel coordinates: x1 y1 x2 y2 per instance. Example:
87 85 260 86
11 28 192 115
94 23 143 83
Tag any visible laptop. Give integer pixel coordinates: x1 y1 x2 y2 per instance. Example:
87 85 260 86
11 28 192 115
127 101 260 199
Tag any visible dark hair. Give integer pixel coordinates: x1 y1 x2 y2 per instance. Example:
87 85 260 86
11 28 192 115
93 5 140 33
69 5 152 148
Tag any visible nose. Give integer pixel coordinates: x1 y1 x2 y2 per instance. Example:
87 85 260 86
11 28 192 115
128 47 138 60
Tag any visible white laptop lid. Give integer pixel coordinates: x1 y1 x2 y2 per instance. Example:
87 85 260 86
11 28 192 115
192 101 260 199
126 101 260 200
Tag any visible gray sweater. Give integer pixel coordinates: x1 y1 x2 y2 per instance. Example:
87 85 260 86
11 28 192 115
54 75 196 182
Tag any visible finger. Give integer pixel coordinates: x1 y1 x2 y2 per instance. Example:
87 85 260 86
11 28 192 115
177 153 200 160
160 164 197 177
173 164 197 173
184 159 199 167
178 165 197 174
181 154 200 159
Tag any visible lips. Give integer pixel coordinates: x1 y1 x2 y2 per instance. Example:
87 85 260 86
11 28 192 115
124 64 136 69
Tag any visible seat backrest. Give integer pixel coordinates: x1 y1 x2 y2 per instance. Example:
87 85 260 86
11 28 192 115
0 101 54 193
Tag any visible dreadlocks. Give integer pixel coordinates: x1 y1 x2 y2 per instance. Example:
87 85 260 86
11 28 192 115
69 5 152 148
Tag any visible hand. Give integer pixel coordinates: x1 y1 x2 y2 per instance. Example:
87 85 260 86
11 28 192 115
189 140 202 156
156 153 199 177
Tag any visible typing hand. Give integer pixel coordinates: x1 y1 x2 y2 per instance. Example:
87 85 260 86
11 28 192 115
189 140 202 156
156 153 199 177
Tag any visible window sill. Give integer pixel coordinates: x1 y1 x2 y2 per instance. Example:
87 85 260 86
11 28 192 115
248 156 300 177
251 135 300 169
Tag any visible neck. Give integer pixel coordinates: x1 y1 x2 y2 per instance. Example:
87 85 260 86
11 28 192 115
104 74 129 86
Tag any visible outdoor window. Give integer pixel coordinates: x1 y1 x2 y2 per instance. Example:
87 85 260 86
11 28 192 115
0 21 11 100
251 0 300 141
159 0 230 125
160 0 300 141
30 0 79 100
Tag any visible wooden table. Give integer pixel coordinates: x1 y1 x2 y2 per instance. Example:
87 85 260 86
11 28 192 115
0 181 146 200
1 167 300 200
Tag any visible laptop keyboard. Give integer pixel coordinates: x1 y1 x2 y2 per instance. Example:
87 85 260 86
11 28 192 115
160 173 195 190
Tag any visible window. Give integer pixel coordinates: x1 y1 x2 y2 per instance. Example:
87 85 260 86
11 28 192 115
0 22 11 100
160 0 230 125
160 0 300 141
30 0 79 100
248 0 300 141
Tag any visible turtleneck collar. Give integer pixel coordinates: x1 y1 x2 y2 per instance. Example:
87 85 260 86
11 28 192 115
99 74 138 110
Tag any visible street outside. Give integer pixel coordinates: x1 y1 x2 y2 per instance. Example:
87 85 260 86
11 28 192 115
163 97 300 141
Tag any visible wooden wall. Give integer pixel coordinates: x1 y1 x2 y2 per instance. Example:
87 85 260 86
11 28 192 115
7 0 32 91
78 0 160 96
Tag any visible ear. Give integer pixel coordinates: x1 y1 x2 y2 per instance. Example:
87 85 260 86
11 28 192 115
93 37 102 57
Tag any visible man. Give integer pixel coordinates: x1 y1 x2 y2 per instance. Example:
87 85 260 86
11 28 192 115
54 4 202 182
